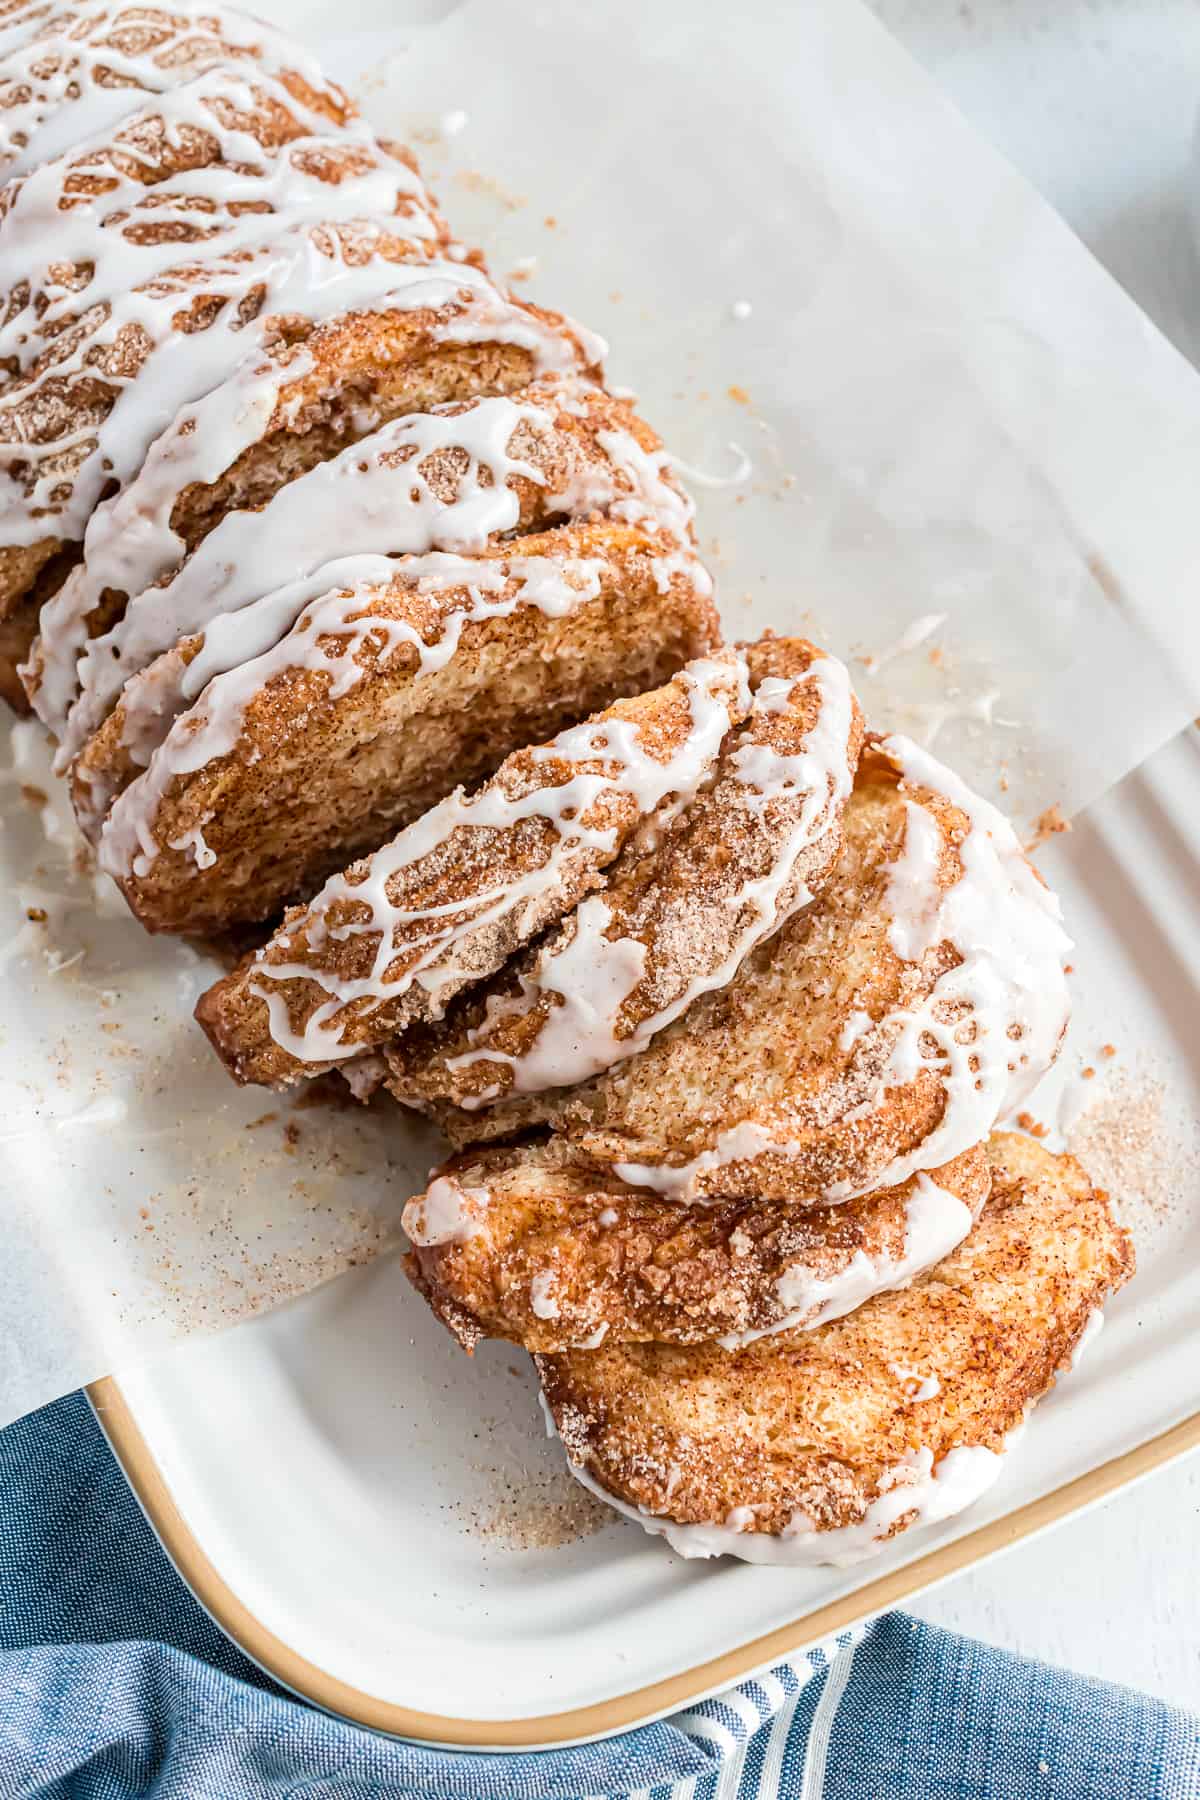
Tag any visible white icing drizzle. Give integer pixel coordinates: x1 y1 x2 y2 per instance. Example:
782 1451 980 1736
1065 1307 1104 1371
247 656 743 1065
35 254 599 744
827 733 1073 1195
447 896 649 1098
563 1442 1008 1567
0 1 343 181
529 1270 561 1320
0 65 429 339
889 1364 942 1402
838 1009 873 1052
614 735 1071 1202
0 64 441 559
60 382 684 768
443 652 856 1101
593 427 694 541
169 822 214 870
715 1172 975 1350
96 547 618 866
402 1174 486 1247
56 385 589 764
339 1051 387 1102
572 1322 609 1349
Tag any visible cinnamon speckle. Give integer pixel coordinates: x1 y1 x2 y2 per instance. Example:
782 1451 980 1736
1068 1071 1197 1245
1025 804 1071 853
451 1467 610 1551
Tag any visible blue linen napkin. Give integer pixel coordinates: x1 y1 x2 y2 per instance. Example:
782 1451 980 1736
0 1393 1196 1799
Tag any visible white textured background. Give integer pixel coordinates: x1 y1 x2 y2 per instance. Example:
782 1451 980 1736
871 0 1200 1708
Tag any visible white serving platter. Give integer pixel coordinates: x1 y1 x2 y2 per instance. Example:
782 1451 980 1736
91 725 1200 1749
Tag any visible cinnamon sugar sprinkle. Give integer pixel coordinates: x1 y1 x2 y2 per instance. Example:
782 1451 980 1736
1067 1071 1197 1245
447 1466 610 1551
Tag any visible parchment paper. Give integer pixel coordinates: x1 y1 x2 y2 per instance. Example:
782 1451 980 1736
3 0 1200 1426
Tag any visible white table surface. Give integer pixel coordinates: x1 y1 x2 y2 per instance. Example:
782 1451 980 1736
870 0 1200 1709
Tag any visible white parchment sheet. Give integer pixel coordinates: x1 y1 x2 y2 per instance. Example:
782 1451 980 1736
2 0 1199 1425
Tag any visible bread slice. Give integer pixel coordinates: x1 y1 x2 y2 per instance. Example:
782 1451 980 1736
413 737 1071 1207
537 1133 1134 1563
385 637 864 1110
403 1137 989 1353
58 377 691 779
195 650 746 1083
28 261 598 743
95 526 719 935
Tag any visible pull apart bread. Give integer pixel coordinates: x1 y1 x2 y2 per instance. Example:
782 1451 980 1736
196 636 863 1085
197 649 757 1081
66 379 713 931
0 3 453 706
537 1135 1133 1564
393 735 1071 1206
0 7 1132 1577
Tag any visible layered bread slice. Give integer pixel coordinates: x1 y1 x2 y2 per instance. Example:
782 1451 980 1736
0 45 445 703
405 737 1071 1207
27 261 600 738
95 526 719 934
195 650 746 1078
537 1134 1133 1563
385 636 864 1110
0 2 356 184
57 376 690 788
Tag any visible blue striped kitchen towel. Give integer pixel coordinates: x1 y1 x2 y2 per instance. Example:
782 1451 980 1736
0 1393 1196 1799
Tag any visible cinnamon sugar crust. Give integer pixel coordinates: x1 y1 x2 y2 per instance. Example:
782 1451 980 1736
24 269 598 725
385 636 864 1113
403 1138 989 1354
52 376 691 769
0 7 449 702
416 739 1067 1207
195 649 741 1084
537 1133 1134 1541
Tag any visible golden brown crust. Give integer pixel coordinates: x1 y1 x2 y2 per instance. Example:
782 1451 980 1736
537 1133 1135 1539
391 742 970 1200
195 645 736 1085
403 1140 989 1353
91 524 718 936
